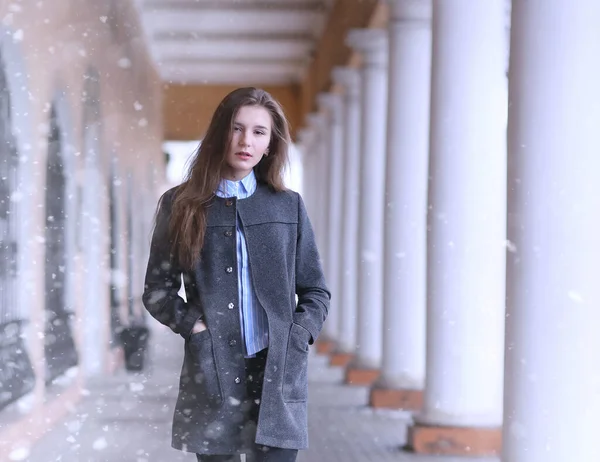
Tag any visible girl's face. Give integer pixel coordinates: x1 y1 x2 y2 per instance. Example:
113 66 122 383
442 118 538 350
222 105 272 181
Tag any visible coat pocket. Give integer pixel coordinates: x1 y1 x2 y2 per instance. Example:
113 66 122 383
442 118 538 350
188 330 223 407
282 323 310 402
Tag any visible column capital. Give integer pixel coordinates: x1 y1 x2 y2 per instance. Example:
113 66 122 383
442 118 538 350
296 127 311 143
332 66 361 100
296 127 316 150
305 112 328 137
317 92 344 125
385 0 431 22
346 28 388 67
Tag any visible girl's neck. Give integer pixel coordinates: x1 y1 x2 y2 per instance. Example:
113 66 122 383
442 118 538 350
221 169 252 182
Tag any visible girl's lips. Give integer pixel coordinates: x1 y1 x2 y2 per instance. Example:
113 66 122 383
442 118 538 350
235 152 252 159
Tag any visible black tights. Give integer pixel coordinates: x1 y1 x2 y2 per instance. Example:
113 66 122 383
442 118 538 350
196 350 298 462
196 447 298 462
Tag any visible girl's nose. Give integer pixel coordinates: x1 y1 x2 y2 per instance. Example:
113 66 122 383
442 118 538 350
239 132 250 146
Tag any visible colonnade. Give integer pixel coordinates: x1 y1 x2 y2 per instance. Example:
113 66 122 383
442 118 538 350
298 1 600 460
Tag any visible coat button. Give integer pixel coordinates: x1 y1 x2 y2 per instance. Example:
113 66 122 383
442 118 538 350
229 339 237 346
234 377 241 384
226 266 233 273
225 200 233 207
224 230 233 237
228 302 234 309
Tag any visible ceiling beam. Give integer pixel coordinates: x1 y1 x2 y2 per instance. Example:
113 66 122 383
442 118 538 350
162 73 299 86
161 67 303 86
141 10 320 34
154 41 312 61
160 60 304 83
153 30 314 42
143 0 326 12
161 57 306 66
163 84 302 141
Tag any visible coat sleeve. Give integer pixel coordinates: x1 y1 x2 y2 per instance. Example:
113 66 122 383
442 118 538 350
142 190 203 339
293 193 330 344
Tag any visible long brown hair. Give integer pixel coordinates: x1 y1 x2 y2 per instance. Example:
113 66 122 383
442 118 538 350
169 87 291 268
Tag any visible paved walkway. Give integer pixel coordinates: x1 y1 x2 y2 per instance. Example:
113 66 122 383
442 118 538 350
23 326 499 462
301 355 498 462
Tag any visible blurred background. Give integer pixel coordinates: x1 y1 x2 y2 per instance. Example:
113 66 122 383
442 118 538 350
0 1 598 461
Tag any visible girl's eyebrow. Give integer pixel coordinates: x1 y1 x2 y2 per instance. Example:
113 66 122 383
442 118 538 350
234 121 269 131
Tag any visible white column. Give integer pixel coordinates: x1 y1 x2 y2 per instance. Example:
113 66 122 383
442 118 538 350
345 29 388 372
415 0 507 437
375 0 431 399
305 112 334 340
302 115 318 232
305 113 329 277
332 67 361 357
297 127 317 224
81 164 110 376
503 2 600 461
318 92 344 345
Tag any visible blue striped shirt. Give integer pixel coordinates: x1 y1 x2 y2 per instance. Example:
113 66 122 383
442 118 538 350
215 171 269 357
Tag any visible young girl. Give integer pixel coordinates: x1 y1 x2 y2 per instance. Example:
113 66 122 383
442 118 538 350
143 87 330 462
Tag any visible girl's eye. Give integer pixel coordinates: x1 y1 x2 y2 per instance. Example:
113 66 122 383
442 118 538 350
255 131 265 136
234 126 242 132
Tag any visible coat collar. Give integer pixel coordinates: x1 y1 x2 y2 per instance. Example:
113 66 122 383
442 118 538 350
209 182 293 227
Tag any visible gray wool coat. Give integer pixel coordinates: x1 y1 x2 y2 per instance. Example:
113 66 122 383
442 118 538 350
142 182 330 455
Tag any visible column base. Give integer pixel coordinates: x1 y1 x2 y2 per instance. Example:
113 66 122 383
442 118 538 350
0 381 82 458
315 338 335 355
105 345 125 375
329 352 353 367
345 367 380 386
369 387 423 410
407 423 502 456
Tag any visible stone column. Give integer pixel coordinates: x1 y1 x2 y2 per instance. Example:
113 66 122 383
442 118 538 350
370 0 431 411
344 28 389 386
304 113 329 271
408 0 507 456
317 92 344 353
297 127 317 228
503 2 600 462
329 67 361 368
305 112 335 350
81 162 110 376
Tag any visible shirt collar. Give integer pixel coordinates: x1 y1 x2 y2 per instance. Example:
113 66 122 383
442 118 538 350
216 170 257 198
